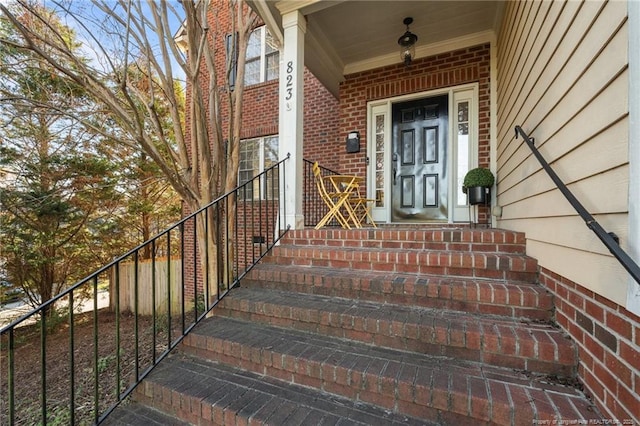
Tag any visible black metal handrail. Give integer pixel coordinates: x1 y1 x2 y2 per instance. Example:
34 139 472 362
0 155 290 425
515 125 640 285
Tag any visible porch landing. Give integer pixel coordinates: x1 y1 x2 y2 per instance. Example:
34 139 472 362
105 226 602 425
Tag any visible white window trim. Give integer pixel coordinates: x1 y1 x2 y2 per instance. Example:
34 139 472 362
246 26 279 86
238 135 279 200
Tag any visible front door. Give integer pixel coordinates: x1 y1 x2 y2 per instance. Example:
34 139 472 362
391 95 449 221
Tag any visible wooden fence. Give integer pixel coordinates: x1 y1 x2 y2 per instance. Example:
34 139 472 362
110 258 185 315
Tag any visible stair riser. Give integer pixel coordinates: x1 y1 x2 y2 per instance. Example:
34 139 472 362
216 297 575 377
134 381 269 426
134 383 210 425
242 269 554 321
179 334 580 426
284 228 527 249
288 238 527 255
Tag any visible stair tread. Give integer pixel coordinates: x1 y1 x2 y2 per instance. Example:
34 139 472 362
136 352 433 426
274 243 532 256
182 316 596 422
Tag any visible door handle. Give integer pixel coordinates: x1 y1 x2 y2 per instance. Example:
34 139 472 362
392 153 398 185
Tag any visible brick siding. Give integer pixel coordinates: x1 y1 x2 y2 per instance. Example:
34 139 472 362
540 268 640 424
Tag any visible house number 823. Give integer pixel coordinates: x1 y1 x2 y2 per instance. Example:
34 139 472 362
285 61 293 101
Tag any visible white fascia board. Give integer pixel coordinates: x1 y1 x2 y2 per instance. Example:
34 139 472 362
276 0 346 16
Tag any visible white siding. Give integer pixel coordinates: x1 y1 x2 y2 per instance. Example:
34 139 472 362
496 0 630 305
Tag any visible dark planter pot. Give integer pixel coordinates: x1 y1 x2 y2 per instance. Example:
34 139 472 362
467 186 490 205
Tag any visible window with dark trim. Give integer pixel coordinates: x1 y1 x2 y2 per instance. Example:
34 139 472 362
225 32 238 88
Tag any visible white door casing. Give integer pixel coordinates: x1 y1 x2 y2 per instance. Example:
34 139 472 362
367 84 479 223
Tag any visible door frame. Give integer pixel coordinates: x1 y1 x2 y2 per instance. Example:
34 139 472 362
366 83 479 223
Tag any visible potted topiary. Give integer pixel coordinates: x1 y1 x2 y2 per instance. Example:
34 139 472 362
463 167 495 205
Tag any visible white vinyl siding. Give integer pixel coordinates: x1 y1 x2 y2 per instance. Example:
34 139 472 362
496 1 630 305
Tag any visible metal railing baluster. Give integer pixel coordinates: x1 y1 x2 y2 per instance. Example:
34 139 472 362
151 241 157 362
134 251 140 381
180 223 185 334
115 262 121 396
166 233 171 348
69 292 75 425
8 329 15 424
41 310 47 426
92 276 98 424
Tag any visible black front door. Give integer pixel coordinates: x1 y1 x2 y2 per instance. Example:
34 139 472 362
391 95 449 221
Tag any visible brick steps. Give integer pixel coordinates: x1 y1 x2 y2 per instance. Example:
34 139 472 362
179 316 594 425
217 287 575 376
131 353 429 425
110 226 601 425
243 263 554 321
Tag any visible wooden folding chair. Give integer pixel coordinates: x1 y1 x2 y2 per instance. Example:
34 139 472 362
349 183 377 228
312 162 351 229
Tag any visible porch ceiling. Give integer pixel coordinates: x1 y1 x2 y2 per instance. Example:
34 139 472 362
249 0 504 97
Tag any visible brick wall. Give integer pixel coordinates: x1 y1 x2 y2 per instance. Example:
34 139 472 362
540 268 640 424
302 70 341 168
333 44 491 174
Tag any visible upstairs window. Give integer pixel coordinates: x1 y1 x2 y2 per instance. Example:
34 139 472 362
244 26 279 86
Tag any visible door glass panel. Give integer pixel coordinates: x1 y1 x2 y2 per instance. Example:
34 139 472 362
374 113 385 207
456 101 470 206
458 102 468 122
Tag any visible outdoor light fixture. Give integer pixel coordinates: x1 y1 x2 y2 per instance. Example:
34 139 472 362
397 17 418 66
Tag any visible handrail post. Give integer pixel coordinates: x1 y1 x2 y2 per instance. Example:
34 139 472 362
515 125 640 285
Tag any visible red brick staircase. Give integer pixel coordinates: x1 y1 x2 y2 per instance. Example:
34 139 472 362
105 227 601 425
